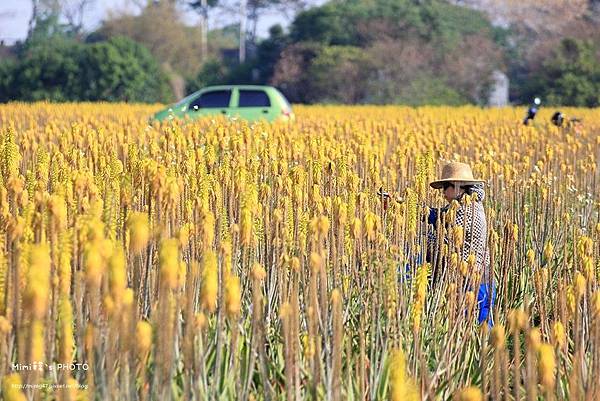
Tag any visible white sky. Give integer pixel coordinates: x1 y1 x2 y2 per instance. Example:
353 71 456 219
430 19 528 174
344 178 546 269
0 0 323 44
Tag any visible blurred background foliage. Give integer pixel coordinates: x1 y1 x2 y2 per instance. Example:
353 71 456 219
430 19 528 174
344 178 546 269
0 0 599 106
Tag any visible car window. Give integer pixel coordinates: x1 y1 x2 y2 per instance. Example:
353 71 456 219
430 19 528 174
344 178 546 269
190 90 231 109
238 90 271 107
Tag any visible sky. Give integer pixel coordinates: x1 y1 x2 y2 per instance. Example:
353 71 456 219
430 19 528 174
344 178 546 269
0 0 323 45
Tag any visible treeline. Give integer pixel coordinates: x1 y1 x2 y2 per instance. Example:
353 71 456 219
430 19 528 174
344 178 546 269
0 13 172 103
212 0 504 105
1 0 599 106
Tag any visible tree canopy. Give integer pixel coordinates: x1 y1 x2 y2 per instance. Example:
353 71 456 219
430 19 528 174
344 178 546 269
1 17 172 103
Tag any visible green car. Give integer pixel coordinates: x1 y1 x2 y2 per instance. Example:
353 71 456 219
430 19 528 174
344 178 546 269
153 85 294 123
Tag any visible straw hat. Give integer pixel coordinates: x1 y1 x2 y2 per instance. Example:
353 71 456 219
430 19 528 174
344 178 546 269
429 162 484 189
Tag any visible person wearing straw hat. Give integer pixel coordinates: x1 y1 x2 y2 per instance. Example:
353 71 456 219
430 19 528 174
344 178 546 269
427 161 495 326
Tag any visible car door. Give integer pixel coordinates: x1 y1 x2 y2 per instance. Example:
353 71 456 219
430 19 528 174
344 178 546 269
186 89 232 119
235 89 273 122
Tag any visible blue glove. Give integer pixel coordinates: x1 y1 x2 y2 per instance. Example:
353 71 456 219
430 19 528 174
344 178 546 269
428 208 438 225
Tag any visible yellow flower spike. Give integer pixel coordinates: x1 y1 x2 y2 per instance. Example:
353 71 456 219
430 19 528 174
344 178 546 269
302 332 315 359
508 309 527 332
104 295 115 317
109 246 126 304
200 207 215 248
317 216 330 237
575 271 586 298
577 236 593 257
526 248 535 267
30 319 45 362
566 285 576 315
177 224 191 249
47 194 68 229
411 263 429 333
309 216 319 236
490 324 505 350
388 348 420 401
466 253 476 268
310 252 323 274
552 321 566 349
240 207 253 246
290 257 301 272
195 312 207 331
453 226 464 249
26 244 51 319
447 283 457 297
454 386 482 401
540 268 549 288
406 188 418 235
136 321 153 355
543 241 554 263
225 275 241 318
415 265 429 300
527 328 541 352
178 261 187 289
220 239 232 272
122 288 134 307
159 239 180 290
538 343 556 390
449 252 459 269
66 378 81 401
0 316 12 334
459 260 469 276
200 251 218 313
2 374 27 401
465 290 475 311
582 257 594 281
351 218 362 240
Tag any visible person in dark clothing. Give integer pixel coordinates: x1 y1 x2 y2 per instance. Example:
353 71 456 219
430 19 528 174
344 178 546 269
523 97 541 125
551 110 583 130
427 162 495 326
551 111 565 127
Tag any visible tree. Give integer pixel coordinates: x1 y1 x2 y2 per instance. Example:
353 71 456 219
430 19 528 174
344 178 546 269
307 46 371 103
99 1 204 98
255 24 289 82
9 38 84 101
0 59 16 103
186 57 230 92
276 0 501 104
188 0 220 60
271 42 321 103
79 36 173 102
4 36 172 103
209 0 309 63
525 38 600 106
100 2 204 77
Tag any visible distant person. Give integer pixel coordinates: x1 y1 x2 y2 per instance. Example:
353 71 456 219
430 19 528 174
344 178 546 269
551 111 565 127
551 110 583 131
523 97 541 125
